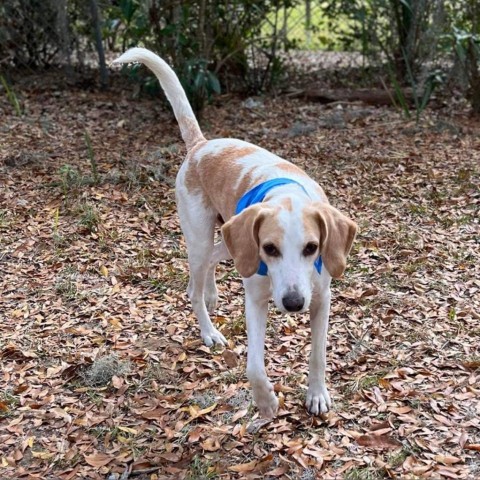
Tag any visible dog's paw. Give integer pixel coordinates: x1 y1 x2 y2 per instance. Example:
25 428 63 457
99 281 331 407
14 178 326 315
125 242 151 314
253 384 279 418
306 385 331 415
201 328 227 347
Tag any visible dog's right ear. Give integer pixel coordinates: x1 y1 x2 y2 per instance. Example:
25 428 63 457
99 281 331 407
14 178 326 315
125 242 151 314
221 205 267 278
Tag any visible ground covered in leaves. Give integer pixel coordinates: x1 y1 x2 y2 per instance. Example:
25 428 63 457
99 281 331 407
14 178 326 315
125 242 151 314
1 71 479 480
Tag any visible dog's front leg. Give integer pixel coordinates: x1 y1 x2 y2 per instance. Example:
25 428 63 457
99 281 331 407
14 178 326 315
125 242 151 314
204 241 231 313
306 271 332 415
244 275 278 418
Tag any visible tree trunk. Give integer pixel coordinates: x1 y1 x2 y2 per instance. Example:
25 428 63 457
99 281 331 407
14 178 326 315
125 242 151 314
56 0 72 74
305 0 311 49
89 0 108 89
468 0 480 114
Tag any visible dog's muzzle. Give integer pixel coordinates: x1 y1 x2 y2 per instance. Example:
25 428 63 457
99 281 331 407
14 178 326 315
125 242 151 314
282 290 305 312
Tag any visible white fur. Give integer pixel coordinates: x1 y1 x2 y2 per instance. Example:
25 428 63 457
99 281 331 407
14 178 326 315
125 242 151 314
112 48 204 150
114 48 344 418
264 186 319 313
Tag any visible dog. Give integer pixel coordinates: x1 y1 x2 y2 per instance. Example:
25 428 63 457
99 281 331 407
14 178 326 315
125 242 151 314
113 48 357 418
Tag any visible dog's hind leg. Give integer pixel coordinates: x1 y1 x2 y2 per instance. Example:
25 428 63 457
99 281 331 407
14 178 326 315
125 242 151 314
177 194 227 347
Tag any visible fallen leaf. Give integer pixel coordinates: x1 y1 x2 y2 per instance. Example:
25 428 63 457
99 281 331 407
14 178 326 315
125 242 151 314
356 434 402 449
229 459 259 472
118 426 138 435
434 455 461 465
231 408 249 422
84 452 114 467
465 444 480 452
112 375 124 388
159 452 181 462
31 451 55 460
265 465 289 476
223 349 238 368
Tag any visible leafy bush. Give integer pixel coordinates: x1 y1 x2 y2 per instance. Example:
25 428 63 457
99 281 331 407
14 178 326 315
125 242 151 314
446 1 480 114
104 0 296 111
319 0 448 118
0 0 61 68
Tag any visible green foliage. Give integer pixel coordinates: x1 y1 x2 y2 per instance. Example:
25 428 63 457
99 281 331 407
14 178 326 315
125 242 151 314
387 56 444 122
344 466 385 480
0 0 60 68
321 0 447 116
104 0 295 110
0 75 22 115
322 1 440 74
55 266 79 301
103 0 149 51
76 202 100 233
84 130 99 184
3 0 480 113
446 1 480 113
186 455 218 480
58 164 83 195
0 391 19 419
181 59 221 115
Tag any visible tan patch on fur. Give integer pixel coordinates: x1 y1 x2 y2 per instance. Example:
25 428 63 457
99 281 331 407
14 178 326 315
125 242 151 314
184 140 209 201
276 161 328 200
275 161 309 177
179 116 206 151
280 197 293 211
233 166 257 203
257 214 284 253
195 146 261 218
303 203 357 278
302 209 321 241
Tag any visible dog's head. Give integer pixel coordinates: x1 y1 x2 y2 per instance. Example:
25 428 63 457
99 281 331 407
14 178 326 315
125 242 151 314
221 201 357 313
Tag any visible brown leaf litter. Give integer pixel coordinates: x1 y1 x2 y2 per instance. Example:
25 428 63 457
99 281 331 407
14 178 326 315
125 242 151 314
0 77 479 479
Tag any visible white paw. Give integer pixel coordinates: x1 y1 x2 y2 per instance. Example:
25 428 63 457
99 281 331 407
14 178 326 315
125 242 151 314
201 328 227 347
306 385 331 415
253 384 279 418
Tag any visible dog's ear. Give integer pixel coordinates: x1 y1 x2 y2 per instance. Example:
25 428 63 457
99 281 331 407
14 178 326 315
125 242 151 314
311 203 357 278
221 205 267 278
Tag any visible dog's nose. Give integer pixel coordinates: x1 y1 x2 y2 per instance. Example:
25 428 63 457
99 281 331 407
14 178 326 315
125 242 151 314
282 291 305 312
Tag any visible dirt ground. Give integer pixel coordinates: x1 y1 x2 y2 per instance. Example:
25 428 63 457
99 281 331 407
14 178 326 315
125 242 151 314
1 71 479 479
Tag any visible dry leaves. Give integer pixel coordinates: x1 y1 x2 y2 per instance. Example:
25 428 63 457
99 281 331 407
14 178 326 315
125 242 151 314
0 69 479 479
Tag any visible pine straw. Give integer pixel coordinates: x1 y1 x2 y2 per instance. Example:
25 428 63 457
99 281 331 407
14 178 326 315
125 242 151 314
0 80 479 479
83 354 131 387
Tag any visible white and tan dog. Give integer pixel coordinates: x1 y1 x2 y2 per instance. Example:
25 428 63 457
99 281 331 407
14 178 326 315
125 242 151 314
113 48 357 418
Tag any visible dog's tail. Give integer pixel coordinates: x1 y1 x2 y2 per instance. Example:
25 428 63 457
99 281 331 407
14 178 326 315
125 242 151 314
112 48 205 151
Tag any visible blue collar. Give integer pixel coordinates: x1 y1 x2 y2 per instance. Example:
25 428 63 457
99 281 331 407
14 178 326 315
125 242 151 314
235 178 322 276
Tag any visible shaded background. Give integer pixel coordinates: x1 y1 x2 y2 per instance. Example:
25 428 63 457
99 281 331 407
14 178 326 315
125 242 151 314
1 0 480 115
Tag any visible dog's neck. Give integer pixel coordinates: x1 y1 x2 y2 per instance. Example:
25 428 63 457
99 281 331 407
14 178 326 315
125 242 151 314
264 183 312 206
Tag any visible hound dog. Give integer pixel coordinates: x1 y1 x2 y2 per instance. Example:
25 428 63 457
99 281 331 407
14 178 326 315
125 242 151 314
113 48 357 418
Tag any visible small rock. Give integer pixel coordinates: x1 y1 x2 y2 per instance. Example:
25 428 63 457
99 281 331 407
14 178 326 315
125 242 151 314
243 97 263 109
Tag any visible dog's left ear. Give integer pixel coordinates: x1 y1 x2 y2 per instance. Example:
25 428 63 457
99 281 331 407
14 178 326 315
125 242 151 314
310 203 357 278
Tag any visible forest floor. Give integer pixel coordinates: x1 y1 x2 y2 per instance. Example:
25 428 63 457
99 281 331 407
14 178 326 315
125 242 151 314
0 69 479 480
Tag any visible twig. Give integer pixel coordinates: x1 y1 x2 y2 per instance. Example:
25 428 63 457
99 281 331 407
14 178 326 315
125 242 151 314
345 325 377 354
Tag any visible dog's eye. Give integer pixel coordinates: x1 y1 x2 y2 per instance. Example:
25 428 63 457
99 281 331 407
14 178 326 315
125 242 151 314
263 243 280 257
303 242 318 256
